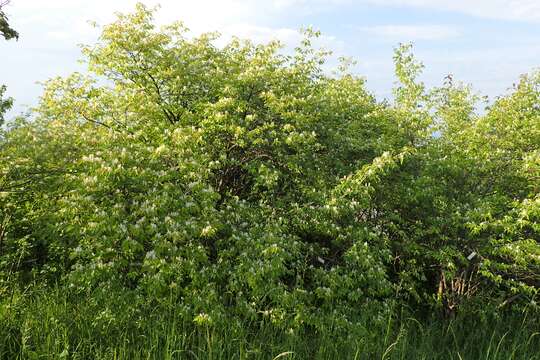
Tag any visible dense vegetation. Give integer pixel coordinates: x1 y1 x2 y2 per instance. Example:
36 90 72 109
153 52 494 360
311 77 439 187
1 4 539 359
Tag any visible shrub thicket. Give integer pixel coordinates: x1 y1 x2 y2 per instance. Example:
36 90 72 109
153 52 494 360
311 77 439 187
0 3 538 346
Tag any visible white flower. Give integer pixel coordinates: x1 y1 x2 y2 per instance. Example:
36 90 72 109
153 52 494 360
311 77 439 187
154 144 168 156
201 225 214 237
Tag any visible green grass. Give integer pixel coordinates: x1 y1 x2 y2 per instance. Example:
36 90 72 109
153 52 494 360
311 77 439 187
1 288 539 359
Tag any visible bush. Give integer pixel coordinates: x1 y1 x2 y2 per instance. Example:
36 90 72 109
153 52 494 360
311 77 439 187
0 3 538 341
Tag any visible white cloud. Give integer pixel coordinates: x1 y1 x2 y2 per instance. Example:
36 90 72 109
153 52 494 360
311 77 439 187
219 25 301 45
358 25 460 40
364 0 540 22
5 0 323 47
4 0 346 55
270 0 351 11
245 0 540 22
219 24 343 51
8 1 254 40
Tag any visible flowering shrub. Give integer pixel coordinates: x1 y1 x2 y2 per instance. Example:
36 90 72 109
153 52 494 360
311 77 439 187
0 4 538 335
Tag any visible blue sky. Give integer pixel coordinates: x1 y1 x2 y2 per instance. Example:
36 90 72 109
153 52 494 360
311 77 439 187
1 0 540 116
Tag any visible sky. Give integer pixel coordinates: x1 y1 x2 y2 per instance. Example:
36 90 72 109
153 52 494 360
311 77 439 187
1 0 540 116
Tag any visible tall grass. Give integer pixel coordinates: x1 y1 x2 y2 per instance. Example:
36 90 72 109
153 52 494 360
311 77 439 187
1 288 538 359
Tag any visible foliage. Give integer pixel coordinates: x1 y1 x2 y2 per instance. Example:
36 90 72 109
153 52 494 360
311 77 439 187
0 84 13 127
0 3 538 354
0 0 18 41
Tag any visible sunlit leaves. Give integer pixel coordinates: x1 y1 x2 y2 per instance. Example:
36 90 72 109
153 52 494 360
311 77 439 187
1 3 538 332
